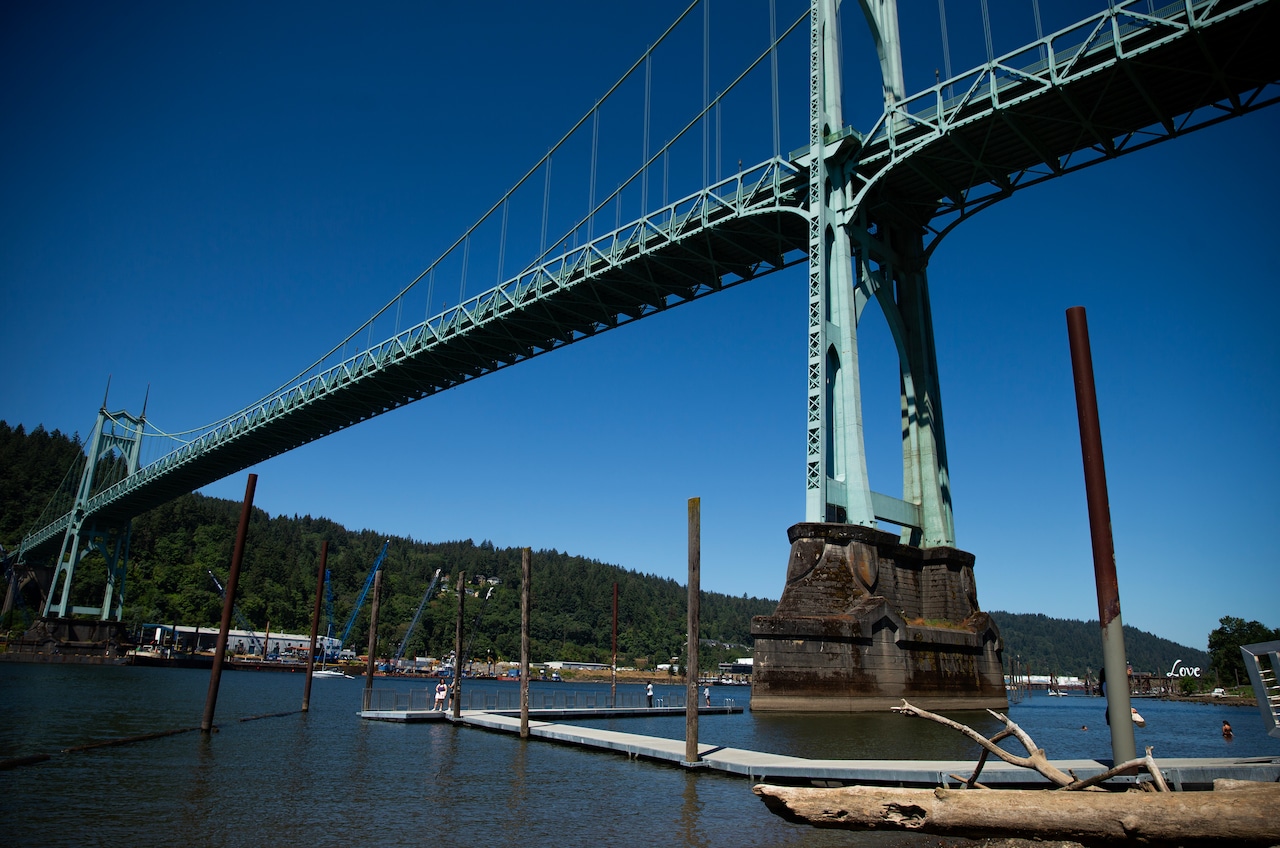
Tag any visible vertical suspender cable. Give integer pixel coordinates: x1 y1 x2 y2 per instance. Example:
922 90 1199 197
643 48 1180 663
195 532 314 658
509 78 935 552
715 97 721 182
589 108 599 240
664 150 669 207
1032 0 1045 61
497 199 508 285
703 0 710 190
979 0 994 62
643 52 652 212
541 155 552 254
425 270 435 320
459 236 469 306
938 0 953 94
770 0 780 158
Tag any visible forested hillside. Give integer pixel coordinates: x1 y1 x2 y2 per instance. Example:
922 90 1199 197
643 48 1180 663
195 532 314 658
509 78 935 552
990 611 1210 679
0 417 772 669
2 421 1217 676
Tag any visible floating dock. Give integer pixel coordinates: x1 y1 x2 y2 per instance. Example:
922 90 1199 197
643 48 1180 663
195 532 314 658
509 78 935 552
359 704 1280 789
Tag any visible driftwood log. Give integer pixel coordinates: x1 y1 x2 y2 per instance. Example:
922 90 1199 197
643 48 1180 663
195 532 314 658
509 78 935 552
754 699 1280 845
752 780 1280 846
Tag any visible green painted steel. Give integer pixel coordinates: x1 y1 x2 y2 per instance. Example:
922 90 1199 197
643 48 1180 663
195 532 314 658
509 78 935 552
19 0 1280 582
41 406 145 620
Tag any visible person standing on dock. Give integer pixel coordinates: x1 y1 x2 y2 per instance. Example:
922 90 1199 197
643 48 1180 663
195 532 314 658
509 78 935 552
434 680 448 711
646 682 653 708
704 686 711 707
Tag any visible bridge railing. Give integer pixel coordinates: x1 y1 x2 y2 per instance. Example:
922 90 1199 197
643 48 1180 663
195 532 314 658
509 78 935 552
860 0 1253 162
56 158 804 533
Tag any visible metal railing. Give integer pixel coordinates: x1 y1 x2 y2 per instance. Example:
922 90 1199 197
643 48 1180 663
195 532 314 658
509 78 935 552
361 685 701 713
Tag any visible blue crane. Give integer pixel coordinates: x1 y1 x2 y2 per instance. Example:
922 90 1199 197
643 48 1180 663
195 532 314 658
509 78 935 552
338 540 389 651
320 568 336 658
393 568 442 663
207 569 263 654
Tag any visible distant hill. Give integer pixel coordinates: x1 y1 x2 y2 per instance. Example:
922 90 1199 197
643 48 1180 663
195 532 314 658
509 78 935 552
990 610 1209 679
0 420 1213 677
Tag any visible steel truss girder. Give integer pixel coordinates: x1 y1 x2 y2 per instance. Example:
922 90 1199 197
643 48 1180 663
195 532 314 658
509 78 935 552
21 162 809 557
851 0 1280 254
20 0 1280 561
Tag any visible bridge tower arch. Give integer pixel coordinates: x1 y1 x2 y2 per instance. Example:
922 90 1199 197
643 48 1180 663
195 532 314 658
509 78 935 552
41 401 145 623
807 0 953 548
753 0 1005 711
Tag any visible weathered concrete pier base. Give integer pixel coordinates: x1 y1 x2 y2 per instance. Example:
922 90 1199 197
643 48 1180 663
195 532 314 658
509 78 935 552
751 523 1007 712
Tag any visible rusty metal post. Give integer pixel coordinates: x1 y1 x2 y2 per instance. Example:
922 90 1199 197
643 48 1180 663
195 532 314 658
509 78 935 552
1066 306 1136 764
685 497 700 764
452 571 466 719
362 568 382 711
303 541 327 711
520 549 531 738
202 474 256 733
611 581 618 708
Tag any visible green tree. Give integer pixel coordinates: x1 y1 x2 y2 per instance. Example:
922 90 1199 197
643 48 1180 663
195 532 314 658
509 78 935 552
1207 616 1279 688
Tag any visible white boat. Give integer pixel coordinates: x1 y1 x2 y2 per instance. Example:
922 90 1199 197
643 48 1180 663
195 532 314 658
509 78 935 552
314 666 353 679
1131 707 1146 727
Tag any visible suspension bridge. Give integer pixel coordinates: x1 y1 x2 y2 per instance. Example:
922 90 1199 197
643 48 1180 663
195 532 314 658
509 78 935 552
7 0 1278 629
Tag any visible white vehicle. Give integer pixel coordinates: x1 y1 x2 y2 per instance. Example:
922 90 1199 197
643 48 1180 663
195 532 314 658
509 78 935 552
1211 687 1227 697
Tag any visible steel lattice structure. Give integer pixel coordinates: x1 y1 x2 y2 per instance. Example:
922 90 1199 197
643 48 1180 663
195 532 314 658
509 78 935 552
18 0 1280 623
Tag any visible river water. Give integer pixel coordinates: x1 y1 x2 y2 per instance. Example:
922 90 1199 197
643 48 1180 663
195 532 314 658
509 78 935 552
1 664 1275 847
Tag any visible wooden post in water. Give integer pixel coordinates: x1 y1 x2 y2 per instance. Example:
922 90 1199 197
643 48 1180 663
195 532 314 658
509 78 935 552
202 473 256 733
611 581 618 707
685 496 700 764
1066 306 1136 765
452 571 466 719
520 549 531 738
303 540 327 711
362 568 383 711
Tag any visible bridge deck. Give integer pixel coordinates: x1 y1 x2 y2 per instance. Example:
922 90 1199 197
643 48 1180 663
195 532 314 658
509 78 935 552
21 0 1280 561
360 706 1280 788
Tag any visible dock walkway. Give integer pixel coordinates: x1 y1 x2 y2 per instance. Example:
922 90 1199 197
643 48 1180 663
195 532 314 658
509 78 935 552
359 704 1280 788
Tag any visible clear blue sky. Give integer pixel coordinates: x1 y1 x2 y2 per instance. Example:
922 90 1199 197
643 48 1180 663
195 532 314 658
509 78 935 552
3 1 1276 655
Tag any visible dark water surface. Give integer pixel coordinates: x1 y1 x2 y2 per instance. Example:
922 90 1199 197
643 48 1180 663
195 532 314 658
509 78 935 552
1 664 1274 847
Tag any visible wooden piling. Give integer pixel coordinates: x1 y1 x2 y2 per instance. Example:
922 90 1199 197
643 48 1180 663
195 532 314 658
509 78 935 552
1067 306 1135 764
611 581 618 708
303 540 327 711
453 571 465 719
520 549 531 738
686 496 700 764
201 473 256 733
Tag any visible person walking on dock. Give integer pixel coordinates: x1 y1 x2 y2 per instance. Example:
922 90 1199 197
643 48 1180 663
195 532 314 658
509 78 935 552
646 682 653 708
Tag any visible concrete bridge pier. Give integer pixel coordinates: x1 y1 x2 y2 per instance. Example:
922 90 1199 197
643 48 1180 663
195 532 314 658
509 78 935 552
750 522 1007 712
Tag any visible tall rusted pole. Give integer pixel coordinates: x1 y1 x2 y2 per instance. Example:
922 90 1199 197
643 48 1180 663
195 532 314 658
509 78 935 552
362 568 382 711
452 571 466 719
611 581 618 707
1067 306 1135 764
520 549 531 738
303 540 327 711
685 497 701 764
202 473 256 733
